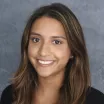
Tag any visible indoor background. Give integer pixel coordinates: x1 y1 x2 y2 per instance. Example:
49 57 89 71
0 0 104 96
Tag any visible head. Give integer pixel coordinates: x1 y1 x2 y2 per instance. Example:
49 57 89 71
12 3 90 104
28 16 72 79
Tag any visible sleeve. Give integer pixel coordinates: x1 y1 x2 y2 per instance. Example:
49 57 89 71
86 87 104 104
0 85 13 104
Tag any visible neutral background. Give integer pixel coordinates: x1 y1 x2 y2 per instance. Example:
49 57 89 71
0 0 104 96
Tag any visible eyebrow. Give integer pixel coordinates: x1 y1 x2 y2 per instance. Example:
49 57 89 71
30 32 67 40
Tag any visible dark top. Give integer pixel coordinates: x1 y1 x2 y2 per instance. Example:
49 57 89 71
0 85 104 104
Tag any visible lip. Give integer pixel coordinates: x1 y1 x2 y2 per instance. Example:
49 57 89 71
37 59 55 67
37 59 54 61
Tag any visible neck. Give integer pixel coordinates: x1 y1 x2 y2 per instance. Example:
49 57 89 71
32 72 65 104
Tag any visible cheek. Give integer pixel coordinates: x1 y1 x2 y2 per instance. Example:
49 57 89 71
28 44 32 56
58 47 71 59
55 49 71 71
60 49 71 66
28 44 37 57
56 47 71 66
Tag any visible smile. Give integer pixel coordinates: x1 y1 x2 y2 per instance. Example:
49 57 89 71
37 60 54 65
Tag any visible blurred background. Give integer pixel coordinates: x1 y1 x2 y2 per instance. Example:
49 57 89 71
0 0 104 96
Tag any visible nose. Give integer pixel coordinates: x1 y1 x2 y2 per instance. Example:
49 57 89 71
38 43 51 56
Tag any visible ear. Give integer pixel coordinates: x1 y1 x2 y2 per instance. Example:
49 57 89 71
70 55 74 59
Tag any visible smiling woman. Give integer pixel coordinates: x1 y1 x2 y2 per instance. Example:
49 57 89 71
0 2 104 104
28 16 71 78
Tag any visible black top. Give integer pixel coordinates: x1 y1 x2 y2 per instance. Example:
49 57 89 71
0 85 104 104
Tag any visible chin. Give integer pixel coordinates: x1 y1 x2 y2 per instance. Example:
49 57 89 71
37 69 63 79
37 72 54 78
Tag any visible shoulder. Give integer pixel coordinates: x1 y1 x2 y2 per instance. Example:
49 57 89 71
0 84 13 104
86 87 104 104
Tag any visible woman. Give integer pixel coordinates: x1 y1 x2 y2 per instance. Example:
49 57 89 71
0 2 104 104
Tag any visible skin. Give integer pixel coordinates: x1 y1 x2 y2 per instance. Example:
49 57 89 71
28 16 72 104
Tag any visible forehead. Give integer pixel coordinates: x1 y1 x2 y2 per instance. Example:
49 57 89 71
30 16 66 37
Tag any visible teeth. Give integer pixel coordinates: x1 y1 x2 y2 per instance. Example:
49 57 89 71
38 60 53 65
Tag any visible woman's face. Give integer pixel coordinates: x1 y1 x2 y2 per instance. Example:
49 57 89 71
28 16 71 78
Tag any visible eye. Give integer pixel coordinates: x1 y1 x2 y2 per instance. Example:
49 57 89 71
31 37 40 43
53 40 62 44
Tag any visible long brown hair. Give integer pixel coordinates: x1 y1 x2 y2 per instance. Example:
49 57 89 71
11 3 91 104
